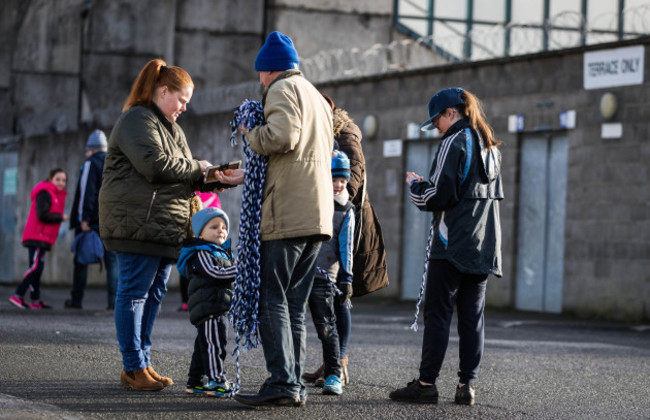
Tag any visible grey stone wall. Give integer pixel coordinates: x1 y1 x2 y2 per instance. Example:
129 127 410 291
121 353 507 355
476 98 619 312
3 0 392 135
11 0 84 137
175 0 264 89
267 0 393 58
2 0 400 293
3 1 649 321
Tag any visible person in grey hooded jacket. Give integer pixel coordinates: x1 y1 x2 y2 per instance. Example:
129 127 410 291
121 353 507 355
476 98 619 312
390 87 503 406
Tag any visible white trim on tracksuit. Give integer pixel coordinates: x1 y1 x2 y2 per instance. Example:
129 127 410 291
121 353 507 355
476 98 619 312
202 318 225 382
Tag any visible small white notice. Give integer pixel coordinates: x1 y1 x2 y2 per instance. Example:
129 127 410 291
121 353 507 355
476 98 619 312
559 110 576 129
508 114 524 133
601 123 623 139
3 168 17 195
406 123 421 139
383 139 403 158
584 46 644 90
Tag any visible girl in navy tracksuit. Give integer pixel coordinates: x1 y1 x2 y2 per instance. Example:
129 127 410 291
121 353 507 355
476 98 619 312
390 88 503 406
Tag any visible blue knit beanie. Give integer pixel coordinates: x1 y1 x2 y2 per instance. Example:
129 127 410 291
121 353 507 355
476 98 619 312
86 129 107 151
254 31 300 72
331 150 350 181
192 207 229 238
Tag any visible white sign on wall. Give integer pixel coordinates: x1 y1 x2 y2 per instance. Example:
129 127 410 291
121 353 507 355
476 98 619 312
584 46 644 90
559 110 576 129
601 123 623 139
383 139 403 158
406 123 420 139
508 114 524 133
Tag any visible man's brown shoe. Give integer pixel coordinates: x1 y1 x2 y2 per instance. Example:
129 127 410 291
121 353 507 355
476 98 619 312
120 369 164 391
147 366 173 387
302 364 324 382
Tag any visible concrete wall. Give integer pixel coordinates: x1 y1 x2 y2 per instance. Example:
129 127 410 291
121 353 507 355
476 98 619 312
3 0 393 135
2 1 649 321
0 0 406 293
268 0 393 58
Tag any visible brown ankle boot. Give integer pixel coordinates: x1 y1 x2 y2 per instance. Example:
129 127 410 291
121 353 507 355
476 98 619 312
340 356 349 386
146 366 173 387
120 368 164 391
314 375 325 387
302 364 324 382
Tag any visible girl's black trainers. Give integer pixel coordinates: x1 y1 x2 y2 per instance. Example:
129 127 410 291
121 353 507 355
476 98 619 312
389 379 438 404
454 384 475 405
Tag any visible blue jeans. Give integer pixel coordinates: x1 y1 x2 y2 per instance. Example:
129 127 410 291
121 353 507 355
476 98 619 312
419 259 488 385
70 242 118 306
335 299 351 358
308 276 341 378
114 252 173 372
258 236 322 397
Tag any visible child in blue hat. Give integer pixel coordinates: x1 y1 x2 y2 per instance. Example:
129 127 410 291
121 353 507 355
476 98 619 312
304 150 355 396
177 207 237 397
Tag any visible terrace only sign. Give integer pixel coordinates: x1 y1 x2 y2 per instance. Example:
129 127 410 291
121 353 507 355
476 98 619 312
584 45 644 90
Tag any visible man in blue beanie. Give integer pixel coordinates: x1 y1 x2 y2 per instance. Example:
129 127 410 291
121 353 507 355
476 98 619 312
222 31 334 408
66 129 118 310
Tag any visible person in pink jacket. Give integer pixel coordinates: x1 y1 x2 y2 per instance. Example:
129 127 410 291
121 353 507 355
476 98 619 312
9 168 69 309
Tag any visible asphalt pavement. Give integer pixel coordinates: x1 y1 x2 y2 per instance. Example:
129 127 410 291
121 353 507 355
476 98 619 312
1 285 649 419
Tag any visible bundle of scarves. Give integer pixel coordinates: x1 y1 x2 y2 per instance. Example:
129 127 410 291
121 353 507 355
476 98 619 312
409 223 435 331
228 99 267 395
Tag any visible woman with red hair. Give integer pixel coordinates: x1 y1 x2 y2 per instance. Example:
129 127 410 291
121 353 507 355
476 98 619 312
99 59 213 391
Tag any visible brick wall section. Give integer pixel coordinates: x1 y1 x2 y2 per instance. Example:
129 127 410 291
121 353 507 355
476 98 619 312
317 38 650 321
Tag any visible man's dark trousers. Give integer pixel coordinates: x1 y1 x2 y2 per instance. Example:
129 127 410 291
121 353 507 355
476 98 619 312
258 236 322 398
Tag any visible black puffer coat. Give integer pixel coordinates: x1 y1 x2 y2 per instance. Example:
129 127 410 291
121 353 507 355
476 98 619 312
178 238 236 326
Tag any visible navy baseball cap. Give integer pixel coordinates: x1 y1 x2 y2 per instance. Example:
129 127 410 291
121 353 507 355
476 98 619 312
420 87 464 131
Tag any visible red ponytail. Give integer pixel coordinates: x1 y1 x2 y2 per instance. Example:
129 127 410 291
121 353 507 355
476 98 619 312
122 59 194 112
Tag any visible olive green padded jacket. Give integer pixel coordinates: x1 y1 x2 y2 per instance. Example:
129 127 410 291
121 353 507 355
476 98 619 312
99 103 203 259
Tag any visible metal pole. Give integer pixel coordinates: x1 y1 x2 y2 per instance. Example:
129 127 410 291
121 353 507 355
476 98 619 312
464 0 474 60
505 0 512 56
393 0 400 28
543 0 550 51
427 0 434 38
581 0 588 46
618 0 626 40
